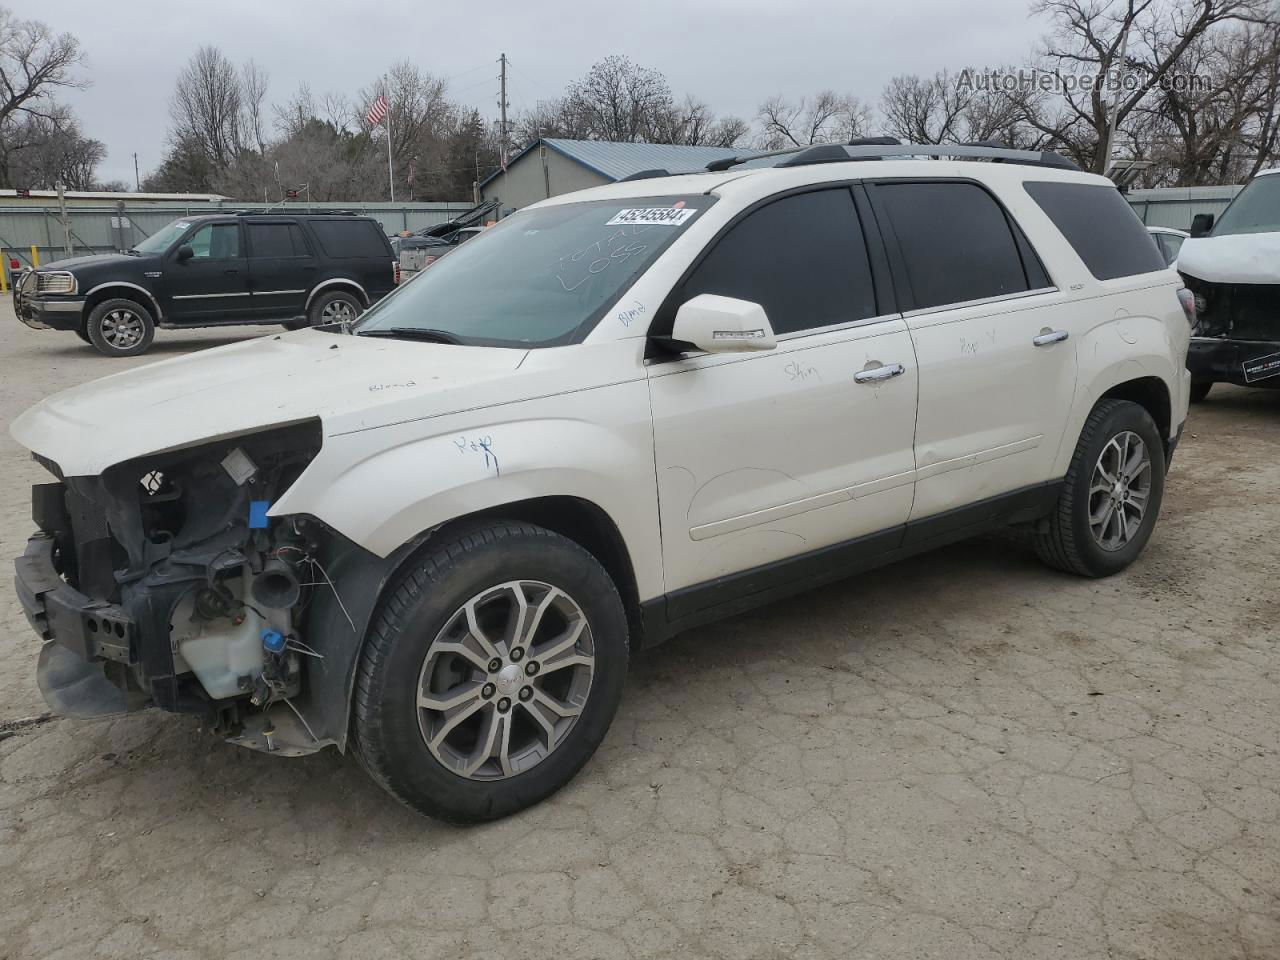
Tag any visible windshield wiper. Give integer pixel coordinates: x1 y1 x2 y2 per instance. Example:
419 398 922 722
356 326 467 345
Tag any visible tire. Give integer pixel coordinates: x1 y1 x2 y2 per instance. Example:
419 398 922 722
305 289 362 328
75 327 92 344
1189 379 1213 403
353 521 629 822
1035 399 1166 578
85 298 155 357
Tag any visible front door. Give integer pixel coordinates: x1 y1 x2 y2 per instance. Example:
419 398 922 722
647 187 918 617
866 179 1078 523
163 221 252 323
245 220 316 321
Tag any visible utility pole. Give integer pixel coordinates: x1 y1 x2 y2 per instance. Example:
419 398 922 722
133 153 140 191
498 53 510 170
56 183 72 258
1102 22 1132 177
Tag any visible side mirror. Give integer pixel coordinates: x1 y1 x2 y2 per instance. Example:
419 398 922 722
175 244 194 262
1190 213 1214 238
669 294 777 354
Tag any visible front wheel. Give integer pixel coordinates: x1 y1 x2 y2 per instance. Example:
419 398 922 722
1035 399 1166 578
85 298 155 357
353 521 629 822
1189 379 1213 403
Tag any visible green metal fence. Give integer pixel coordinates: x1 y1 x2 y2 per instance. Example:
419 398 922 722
0 200 474 274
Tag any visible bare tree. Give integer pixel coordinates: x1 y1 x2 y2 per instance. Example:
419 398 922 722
0 6 85 128
755 91 872 148
653 95 749 147
563 56 675 142
1022 0 1274 172
169 46 245 174
240 59 269 154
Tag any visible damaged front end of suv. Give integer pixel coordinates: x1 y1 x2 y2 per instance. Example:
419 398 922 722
1179 169 1280 394
15 421 387 755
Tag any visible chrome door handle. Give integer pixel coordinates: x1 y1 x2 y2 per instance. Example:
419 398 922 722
1033 330 1069 346
854 363 906 384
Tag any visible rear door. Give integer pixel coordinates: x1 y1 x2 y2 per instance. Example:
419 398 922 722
246 220 316 320
647 186 919 615
867 179 1076 527
306 218 395 304
163 220 252 323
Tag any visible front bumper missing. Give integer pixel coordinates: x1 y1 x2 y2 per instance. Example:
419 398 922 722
15 532 143 718
1189 337 1280 387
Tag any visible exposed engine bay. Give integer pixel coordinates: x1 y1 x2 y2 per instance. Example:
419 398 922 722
18 420 394 755
1181 276 1280 341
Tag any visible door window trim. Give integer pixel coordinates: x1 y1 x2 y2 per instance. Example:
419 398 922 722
863 176 1056 316
645 180 898 361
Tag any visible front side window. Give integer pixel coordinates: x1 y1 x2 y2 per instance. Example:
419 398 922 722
186 223 241 259
875 181 1032 309
355 196 711 347
1211 174 1280 236
132 219 192 255
677 188 878 335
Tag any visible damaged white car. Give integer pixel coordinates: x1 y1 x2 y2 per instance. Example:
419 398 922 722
1178 167 1280 400
12 142 1191 821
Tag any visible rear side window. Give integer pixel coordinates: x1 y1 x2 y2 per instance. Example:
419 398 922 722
1024 181 1165 280
308 219 389 259
678 188 877 335
874 182 1032 310
248 223 310 258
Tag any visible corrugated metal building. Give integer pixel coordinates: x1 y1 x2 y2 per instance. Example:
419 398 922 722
0 200 474 270
480 139 761 209
1125 184 1243 230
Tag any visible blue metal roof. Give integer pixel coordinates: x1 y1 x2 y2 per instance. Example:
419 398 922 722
481 138 763 189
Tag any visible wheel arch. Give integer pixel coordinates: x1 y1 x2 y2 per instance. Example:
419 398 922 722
305 278 369 312
83 282 162 326
1099 376 1172 448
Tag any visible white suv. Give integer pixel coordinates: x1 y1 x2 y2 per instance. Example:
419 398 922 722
12 143 1192 821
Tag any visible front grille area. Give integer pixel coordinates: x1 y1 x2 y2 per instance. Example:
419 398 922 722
19 270 37 294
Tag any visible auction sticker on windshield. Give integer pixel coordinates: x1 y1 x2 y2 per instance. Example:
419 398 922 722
607 207 697 226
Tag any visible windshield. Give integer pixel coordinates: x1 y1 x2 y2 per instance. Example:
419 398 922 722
132 219 195 254
1213 175 1280 236
354 195 711 347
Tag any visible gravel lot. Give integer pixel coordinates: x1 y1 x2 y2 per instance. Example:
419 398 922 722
1 303 1278 960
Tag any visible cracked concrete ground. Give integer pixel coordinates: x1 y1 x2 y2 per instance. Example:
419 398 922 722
1 303 1278 960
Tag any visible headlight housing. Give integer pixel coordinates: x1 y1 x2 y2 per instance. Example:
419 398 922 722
36 271 77 295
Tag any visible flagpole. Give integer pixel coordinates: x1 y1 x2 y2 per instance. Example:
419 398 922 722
385 106 395 202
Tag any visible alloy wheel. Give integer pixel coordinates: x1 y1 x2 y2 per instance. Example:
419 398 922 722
417 580 595 780
1088 430 1151 551
321 299 357 324
101 308 144 348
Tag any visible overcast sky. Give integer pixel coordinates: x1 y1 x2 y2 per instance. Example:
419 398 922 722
34 0 1047 186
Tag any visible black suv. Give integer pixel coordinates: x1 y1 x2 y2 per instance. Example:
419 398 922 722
14 213 397 357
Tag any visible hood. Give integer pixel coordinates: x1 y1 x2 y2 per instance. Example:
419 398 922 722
1178 232 1280 285
10 330 527 476
38 252 143 272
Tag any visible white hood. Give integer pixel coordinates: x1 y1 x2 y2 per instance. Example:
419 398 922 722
9 329 527 476
1177 232 1280 285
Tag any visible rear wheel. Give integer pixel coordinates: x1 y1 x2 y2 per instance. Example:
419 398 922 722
353 521 629 822
1035 399 1165 578
1189 379 1213 403
305 289 362 328
85 298 155 357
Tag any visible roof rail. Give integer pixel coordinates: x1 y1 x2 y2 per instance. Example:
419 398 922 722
618 168 672 182
706 141 1079 173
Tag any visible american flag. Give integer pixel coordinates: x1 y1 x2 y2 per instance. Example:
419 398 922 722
365 95 389 126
